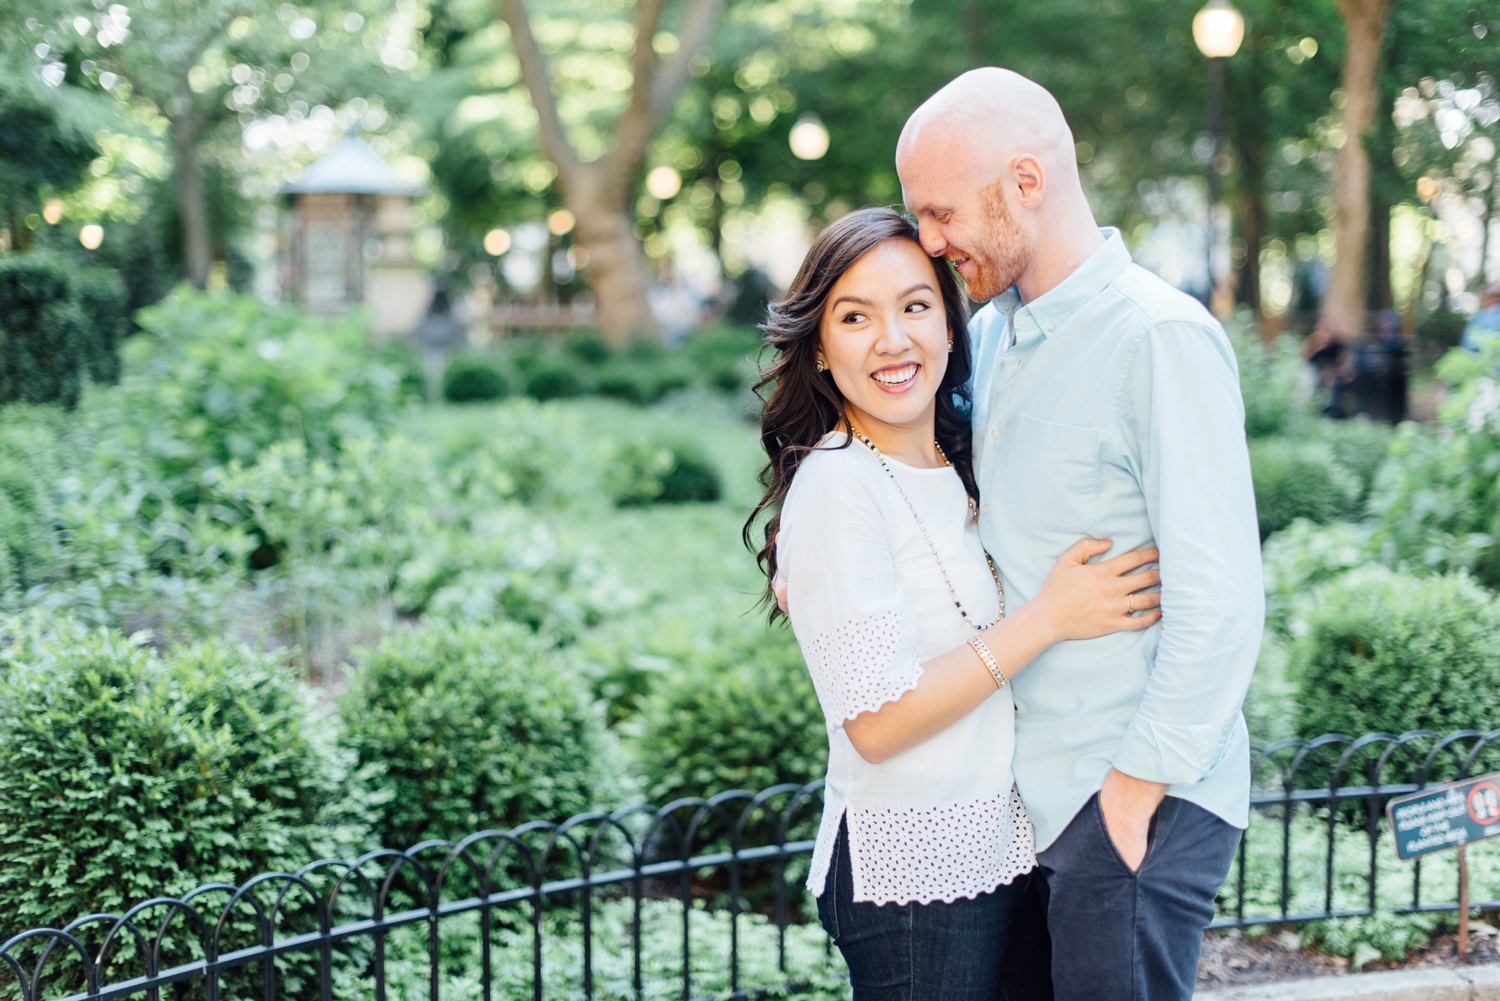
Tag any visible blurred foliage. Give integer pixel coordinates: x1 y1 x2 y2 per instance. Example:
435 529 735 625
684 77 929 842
1367 340 1500 589
1249 437 1363 541
1232 327 1316 439
441 351 512 402
1289 565 1500 748
0 62 103 250
629 619 824 806
0 253 84 408
119 290 406 496
606 439 723 507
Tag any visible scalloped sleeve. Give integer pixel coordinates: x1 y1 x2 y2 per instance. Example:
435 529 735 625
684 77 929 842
778 455 925 730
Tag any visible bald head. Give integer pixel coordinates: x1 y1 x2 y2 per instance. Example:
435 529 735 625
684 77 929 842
897 68 1077 192
896 68 1102 304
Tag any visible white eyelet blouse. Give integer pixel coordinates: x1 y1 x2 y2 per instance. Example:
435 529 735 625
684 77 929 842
778 433 1035 906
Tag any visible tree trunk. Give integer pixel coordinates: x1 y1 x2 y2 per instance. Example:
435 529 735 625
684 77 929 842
1228 44 1265 326
496 0 724 345
1367 192 1393 312
558 164 659 342
171 106 211 289
570 187 658 341
1234 132 1265 321
1319 0 1390 339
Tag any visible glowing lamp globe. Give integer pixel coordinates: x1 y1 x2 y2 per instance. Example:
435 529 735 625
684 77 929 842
1193 0 1245 58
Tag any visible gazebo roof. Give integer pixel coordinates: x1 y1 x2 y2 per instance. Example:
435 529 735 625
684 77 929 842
281 135 421 196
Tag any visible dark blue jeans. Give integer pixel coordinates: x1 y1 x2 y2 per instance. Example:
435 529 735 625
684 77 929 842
1032 793 1240 1001
816 819 1036 1000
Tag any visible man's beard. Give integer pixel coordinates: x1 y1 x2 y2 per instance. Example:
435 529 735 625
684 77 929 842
960 182 1034 303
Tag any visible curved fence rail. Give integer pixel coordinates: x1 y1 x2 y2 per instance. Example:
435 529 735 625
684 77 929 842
2 730 1498 1001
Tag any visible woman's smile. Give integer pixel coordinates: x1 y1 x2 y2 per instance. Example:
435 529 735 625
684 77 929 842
872 362 921 390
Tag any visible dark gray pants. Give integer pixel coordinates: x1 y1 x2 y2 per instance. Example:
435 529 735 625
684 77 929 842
1029 793 1240 1001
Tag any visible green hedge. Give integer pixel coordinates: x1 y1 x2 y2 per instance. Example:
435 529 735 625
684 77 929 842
632 624 826 806
0 254 86 409
442 353 511 403
1249 437 1362 540
1233 329 1312 439
1290 567 1500 745
606 440 722 506
0 616 376 937
71 267 128 385
339 621 619 852
1311 417 1394 502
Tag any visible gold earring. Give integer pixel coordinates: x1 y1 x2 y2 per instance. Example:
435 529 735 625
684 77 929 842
815 359 826 372
947 340 954 353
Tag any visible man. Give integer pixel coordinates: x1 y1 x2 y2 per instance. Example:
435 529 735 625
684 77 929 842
897 69 1263 1000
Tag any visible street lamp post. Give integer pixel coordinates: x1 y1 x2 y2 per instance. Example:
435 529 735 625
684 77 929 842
1193 0 1244 316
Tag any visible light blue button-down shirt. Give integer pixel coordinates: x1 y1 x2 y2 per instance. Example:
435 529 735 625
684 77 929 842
971 229 1264 852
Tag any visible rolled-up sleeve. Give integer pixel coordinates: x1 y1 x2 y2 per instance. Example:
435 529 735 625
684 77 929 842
1109 320 1264 786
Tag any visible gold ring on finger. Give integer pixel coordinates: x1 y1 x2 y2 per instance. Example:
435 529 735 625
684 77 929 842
1126 593 1135 614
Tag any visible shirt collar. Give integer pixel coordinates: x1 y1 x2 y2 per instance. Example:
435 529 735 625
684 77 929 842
990 228 1132 348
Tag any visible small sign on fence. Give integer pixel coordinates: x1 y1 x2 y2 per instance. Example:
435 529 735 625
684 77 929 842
1386 771 1500 959
1386 773 1500 861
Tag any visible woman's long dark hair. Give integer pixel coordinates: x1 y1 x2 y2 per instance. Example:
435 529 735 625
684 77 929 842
743 206 975 621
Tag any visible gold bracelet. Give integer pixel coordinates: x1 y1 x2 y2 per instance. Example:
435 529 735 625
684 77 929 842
968 636 1008 690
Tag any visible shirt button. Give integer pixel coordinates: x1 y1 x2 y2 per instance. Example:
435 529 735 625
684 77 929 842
989 428 999 440
1047 322 1056 332
980 504 988 515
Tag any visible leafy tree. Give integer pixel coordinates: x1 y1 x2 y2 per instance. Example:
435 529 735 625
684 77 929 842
0 59 104 252
495 0 724 343
11 0 408 287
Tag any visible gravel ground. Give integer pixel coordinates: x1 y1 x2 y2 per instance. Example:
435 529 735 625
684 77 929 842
1196 917 1500 989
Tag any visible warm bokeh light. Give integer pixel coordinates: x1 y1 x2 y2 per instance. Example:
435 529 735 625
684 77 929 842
1416 176 1440 202
483 228 511 255
79 224 104 249
645 166 682 200
789 114 830 161
1192 0 1245 59
547 209 576 236
43 199 63 225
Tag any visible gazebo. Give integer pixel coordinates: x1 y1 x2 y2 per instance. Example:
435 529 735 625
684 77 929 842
280 135 429 337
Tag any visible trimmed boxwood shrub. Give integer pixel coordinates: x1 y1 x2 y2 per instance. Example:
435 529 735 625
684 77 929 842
593 357 658 404
339 621 619 852
1310 416 1394 502
0 253 86 409
0 616 377 937
562 331 611 366
1233 330 1311 440
442 353 511 403
71 267 128 385
1249 437 1362 540
631 623 826 806
1290 567 1500 745
606 440 722 506
523 358 587 400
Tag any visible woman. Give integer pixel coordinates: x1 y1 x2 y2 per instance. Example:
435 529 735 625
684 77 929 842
745 207 1161 999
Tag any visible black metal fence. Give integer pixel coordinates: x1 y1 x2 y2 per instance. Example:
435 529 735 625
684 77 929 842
3 729 1498 1001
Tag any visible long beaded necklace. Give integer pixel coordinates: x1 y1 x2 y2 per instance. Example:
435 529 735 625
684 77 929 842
846 424 1005 628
